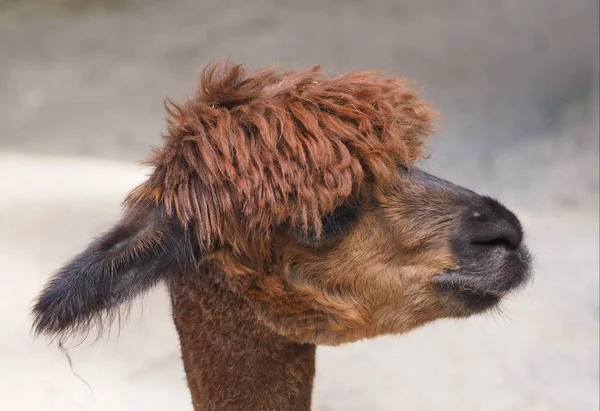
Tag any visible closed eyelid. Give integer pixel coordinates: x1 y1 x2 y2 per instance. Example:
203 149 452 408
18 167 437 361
291 196 362 249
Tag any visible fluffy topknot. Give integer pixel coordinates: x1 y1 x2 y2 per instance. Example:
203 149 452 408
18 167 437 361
125 61 437 253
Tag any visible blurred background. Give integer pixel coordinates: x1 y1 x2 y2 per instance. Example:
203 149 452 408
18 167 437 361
0 1 598 410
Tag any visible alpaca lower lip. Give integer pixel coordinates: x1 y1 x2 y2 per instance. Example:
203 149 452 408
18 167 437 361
433 272 505 313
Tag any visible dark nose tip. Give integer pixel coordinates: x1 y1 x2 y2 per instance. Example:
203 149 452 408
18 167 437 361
464 197 523 250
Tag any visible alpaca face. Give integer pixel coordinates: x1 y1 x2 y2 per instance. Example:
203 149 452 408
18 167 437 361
32 63 531 346
244 166 531 345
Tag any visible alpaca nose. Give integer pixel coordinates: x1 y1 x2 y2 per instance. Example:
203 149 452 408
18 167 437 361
461 197 523 251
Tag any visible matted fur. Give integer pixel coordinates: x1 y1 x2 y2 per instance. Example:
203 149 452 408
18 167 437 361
125 62 437 254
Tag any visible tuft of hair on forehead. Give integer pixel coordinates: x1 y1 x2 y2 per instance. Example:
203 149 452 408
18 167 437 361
125 61 437 253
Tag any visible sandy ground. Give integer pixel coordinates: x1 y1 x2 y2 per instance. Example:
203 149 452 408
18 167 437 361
0 1 598 410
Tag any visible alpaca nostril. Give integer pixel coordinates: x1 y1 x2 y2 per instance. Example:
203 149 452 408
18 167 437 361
469 219 522 249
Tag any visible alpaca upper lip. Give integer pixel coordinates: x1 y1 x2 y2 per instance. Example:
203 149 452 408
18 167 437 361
435 245 532 296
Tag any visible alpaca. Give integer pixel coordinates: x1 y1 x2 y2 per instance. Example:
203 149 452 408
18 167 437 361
32 62 532 411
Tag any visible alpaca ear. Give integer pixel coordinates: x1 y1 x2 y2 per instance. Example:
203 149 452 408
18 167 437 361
32 204 197 339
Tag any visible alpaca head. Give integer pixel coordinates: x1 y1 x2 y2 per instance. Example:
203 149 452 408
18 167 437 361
32 62 531 346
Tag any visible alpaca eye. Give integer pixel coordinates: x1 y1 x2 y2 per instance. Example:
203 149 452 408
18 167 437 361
321 201 360 238
291 197 361 249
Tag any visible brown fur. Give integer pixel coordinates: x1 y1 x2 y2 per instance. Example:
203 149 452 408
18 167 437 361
170 265 315 411
125 62 436 256
151 64 453 410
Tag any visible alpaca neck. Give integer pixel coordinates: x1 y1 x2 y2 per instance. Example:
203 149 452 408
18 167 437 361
168 268 316 411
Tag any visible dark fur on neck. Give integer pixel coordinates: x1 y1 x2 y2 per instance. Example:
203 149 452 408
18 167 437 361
169 263 316 411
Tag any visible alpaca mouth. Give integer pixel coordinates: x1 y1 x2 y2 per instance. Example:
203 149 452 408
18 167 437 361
434 245 532 314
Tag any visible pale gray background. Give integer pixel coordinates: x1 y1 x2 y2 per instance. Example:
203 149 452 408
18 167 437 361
0 1 598 410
